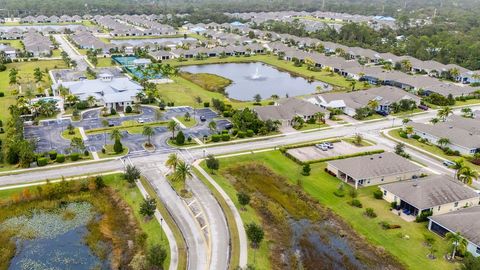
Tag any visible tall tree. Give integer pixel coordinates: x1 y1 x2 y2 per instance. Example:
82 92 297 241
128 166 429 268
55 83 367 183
172 160 192 190
142 126 155 146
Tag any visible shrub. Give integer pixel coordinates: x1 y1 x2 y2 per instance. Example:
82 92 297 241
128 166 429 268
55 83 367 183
84 150 89 156
211 134 221 142
268 101 275 105
349 189 358 198
0 120 3 127
411 134 420 140
48 150 57 160
415 210 433 222
70 153 80 161
56 154 65 163
333 184 345 197
237 131 246 138
76 101 88 110
364 208 377 218
222 134 230 141
203 102 210 107
350 199 363 208
380 221 402 230
0 64 6 72
114 139 123 153
390 201 398 209
399 131 408 139
110 107 116 115
176 131 185 145
253 102 262 106
301 164 311 176
223 111 230 117
373 189 383 199
0 92 4 97
125 106 133 113
246 130 254 137
37 157 48 167
0 127 5 134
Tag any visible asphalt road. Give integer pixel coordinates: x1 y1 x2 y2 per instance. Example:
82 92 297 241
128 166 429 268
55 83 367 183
2 105 479 270
53 34 89 71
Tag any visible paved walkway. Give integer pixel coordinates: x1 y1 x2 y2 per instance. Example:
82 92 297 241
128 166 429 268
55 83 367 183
135 176 179 270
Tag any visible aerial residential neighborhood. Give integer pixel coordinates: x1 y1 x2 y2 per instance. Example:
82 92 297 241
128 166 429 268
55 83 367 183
1 0 480 269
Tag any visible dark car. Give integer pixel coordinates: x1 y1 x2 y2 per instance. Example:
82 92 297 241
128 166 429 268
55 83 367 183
376 110 389 116
418 104 429 111
200 115 207 122
224 123 233 130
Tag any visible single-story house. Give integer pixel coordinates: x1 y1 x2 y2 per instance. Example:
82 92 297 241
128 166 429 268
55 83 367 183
409 116 480 155
326 152 423 189
0 44 17 59
52 73 143 112
380 175 479 217
253 97 329 126
308 86 420 116
429 206 480 257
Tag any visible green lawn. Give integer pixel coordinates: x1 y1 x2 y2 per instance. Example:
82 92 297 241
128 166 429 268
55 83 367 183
61 128 81 140
0 60 68 134
202 150 457 270
85 121 167 135
96 57 114 67
97 144 129 159
297 122 328 131
0 40 24 50
343 137 376 147
387 129 480 171
177 116 197 128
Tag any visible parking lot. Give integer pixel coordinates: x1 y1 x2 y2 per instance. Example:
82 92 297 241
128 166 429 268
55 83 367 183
286 141 380 162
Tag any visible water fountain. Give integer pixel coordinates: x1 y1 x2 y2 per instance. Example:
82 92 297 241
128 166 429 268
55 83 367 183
251 66 262 80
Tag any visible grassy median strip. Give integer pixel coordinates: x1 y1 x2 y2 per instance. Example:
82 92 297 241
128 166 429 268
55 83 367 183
85 121 168 135
139 177 188 270
193 167 240 270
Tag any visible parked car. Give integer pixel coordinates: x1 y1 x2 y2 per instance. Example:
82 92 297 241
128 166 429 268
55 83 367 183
324 142 334 149
224 123 233 129
443 160 455 167
418 105 429 111
200 115 207 122
315 143 328 151
138 118 144 123
108 121 115 127
376 110 389 116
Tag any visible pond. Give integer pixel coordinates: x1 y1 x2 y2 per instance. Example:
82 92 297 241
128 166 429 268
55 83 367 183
2 202 109 270
180 62 330 101
110 37 196 46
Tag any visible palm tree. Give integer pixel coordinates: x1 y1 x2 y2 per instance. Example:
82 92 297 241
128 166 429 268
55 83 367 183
367 99 379 111
450 159 465 180
437 137 450 148
461 107 472 118
166 153 179 171
142 126 154 146
314 112 325 123
110 128 123 141
400 59 412 72
350 80 357 91
458 166 479 185
437 107 453 121
168 120 179 139
86 96 96 107
402 118 411 125
65 94 79 107
208 121 217 133
172 160 192 190
430 118 440 124
404 126 414 136
445 232 467 260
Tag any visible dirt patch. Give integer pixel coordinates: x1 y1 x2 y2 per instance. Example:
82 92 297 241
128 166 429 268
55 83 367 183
224 163 403 270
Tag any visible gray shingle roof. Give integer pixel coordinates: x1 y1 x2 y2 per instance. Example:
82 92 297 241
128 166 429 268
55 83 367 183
328 152 422 180
381 175 479 210
410 121 480 149
429 206 480 246
253 97 327 121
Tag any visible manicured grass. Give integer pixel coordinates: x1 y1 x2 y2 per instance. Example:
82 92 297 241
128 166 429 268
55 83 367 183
204 150 457 270
297 122 328 131
0 60 68 125
97 144 129 159
85 121 167 135
165 54 365 90
61 128 81 140
343 137 376 147
96 57 114 67
0 39 24 50
387 129 480 171
157 76 248 109
139 177 187 270
176 116 197 128
51 49 62 57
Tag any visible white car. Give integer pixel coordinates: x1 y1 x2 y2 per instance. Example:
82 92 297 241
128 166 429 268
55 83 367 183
138 118 144 123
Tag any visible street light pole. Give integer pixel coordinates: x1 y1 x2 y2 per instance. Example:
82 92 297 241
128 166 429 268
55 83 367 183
160 217 163 241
